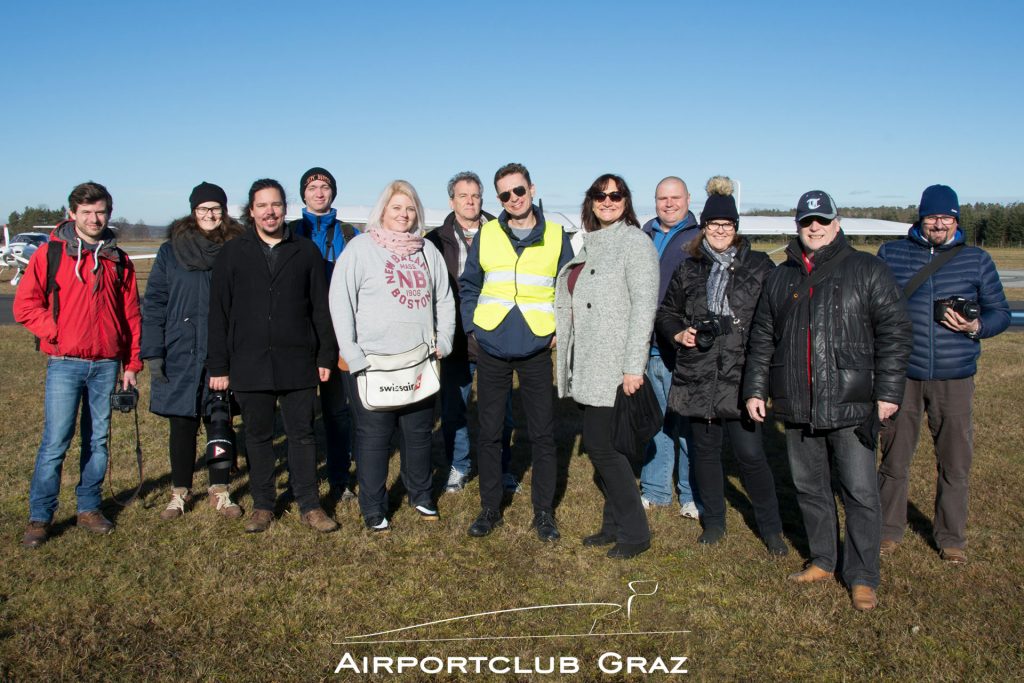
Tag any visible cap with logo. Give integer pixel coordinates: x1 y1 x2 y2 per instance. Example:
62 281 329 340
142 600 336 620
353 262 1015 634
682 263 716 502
795 190 838 222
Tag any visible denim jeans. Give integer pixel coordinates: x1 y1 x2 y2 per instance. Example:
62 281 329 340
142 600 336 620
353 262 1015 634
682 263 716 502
29 357 119 522
439 357 513 476
786 424 881 589
639 354 694 506
319 369 353 488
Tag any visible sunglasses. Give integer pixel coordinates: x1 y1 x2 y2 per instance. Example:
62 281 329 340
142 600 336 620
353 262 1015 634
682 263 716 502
798 216 833 229
591 191 626 203
498 186 528 203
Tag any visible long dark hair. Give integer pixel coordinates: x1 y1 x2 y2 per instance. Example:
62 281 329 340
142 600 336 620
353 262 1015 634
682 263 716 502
242 178 287 228
581 173 640 232
167 211 245 244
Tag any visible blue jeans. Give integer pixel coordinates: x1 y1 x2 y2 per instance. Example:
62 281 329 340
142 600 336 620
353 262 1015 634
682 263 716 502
786 424 881 589
639 354 694 506
439 357 513 476
29 357 119 522
319 370 353 488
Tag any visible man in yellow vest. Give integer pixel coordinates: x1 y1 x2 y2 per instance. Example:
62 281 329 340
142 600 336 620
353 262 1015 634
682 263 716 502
459 162 574 540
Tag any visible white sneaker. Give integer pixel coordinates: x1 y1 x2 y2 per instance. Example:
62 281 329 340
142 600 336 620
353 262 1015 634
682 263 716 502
640 495 654 511
445 467 468 492
680 501 701 520
415 505 440 521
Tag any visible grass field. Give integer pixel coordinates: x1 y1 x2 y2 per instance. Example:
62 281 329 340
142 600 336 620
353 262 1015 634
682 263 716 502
1 322 1022 681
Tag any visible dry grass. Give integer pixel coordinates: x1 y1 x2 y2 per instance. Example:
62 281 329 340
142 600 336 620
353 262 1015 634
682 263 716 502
1 327 1024 681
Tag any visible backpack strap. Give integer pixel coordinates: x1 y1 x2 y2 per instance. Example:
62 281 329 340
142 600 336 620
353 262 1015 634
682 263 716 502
902 243 965 299
44 243 63 324
776 248 852 323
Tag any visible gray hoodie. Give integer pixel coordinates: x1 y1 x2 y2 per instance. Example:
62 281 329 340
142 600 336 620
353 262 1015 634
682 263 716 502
329 233 455 374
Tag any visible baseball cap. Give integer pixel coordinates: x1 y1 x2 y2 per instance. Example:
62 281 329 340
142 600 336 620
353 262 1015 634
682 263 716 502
795 190 838 222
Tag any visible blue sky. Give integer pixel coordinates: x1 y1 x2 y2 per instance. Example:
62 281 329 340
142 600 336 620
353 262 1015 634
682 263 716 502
2 0 1021 224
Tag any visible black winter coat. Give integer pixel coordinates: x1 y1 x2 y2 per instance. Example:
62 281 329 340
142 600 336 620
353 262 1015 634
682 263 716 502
141 241 211 417
742 232 912 429
656 239 773 420
206 227 339 392
425 210 495 363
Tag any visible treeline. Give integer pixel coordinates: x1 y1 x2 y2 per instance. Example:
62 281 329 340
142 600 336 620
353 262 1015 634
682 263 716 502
6 205 161 241
747 202 1024 246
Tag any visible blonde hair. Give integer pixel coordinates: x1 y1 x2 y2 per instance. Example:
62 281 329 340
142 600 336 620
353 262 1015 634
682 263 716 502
365 179 426 235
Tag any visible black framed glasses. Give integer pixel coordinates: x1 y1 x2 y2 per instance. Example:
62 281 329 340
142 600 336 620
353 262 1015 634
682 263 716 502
195 206 224 216
497 186 528 203
706 220 736 232
922 215 957 226
591 191 626 203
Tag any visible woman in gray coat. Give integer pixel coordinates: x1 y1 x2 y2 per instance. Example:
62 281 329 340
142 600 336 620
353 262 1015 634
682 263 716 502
555 174 660 559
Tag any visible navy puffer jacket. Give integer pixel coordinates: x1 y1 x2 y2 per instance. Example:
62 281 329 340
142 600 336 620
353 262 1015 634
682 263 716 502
877 226 1009 380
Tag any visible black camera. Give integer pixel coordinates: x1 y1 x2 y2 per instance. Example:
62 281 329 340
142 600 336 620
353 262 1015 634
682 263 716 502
204 390 235 471
933 296 980 324
109 386 138 413
692 316 730 352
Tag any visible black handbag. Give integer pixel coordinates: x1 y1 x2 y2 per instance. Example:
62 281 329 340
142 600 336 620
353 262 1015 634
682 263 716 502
611 376 664 467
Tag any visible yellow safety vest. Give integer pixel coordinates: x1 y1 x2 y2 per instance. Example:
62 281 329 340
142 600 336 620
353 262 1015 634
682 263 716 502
473 219 562 336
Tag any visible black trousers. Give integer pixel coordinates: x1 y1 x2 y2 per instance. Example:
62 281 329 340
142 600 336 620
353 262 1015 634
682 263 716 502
475 347 556 514
690 417 782 537
234 388 320 514
346 378 434 522
168 415 227 488
582 405 650 545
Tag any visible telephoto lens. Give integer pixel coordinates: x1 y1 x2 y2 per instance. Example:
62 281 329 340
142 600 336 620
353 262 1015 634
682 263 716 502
204 391 235 471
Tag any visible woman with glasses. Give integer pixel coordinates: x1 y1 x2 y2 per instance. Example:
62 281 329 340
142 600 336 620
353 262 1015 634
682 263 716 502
555 173 659 559
329 180 455 532
142 182 246 520
654 177 787 554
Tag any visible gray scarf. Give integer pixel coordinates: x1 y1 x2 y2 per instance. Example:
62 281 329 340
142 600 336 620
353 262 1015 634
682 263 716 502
172 230 222 271
701 238 736 317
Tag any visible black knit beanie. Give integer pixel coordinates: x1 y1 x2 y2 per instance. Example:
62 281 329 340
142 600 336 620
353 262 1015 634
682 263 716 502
300 167 337 204
189 181 228 210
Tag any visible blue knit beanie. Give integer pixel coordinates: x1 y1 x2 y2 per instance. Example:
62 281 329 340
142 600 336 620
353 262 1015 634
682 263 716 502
919 185 959 219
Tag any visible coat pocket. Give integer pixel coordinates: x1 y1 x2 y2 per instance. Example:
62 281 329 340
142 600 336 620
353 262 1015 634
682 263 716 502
834 344 874 404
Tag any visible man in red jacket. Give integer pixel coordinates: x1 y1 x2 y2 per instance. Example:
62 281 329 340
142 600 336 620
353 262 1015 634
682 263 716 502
15 181 142 548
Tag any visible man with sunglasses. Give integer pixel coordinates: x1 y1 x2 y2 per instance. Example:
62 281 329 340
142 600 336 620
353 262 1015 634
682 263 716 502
640 176 701 520
876 185 1008 566
459 162 574 540
743 190 912 611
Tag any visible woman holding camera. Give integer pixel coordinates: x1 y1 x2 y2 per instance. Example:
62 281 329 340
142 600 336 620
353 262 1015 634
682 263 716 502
142 182 245 520
655 177 786 554
555 173 659 559
329 180 455 532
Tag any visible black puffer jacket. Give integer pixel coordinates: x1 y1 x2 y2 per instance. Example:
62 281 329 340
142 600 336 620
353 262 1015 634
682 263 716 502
656 238 773 420
742 232 912 429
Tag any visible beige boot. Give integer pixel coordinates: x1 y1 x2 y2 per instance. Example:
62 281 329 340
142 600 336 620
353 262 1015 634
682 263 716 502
160 488 192 521
208 485 243 519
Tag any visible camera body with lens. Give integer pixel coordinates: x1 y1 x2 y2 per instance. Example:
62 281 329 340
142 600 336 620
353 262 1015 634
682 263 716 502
933 296 980 324
204 390 235 471
691 316 732 352
109 386 139 413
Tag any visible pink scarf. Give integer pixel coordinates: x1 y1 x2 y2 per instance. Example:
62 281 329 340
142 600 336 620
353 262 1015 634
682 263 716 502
370 226 424 257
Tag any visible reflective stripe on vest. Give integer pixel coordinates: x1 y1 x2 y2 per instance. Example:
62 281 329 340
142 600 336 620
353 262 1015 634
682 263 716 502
473 219 562 336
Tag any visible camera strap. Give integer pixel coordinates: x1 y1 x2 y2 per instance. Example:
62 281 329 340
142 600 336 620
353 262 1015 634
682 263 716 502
106 398 144 507
902 244 965 299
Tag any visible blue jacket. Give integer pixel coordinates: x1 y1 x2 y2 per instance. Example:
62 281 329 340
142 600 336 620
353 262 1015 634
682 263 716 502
641 211 700 368
878 226 1009 380
459 206 574 360
288 208 358 284
141 241 212 417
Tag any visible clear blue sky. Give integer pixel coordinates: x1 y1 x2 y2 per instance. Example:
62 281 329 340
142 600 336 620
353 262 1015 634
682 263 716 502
3 0 1021 224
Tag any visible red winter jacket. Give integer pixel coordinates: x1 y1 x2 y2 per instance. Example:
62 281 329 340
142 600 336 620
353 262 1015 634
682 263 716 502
14 232 143 372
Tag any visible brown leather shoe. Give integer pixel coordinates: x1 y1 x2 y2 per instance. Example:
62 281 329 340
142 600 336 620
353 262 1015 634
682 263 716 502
880 539 899 556
76 511 114 534
851 585 878 611
301 508 339 533
940 547 967 564
787 564 834 583
22 521 50 548
245 509 274 533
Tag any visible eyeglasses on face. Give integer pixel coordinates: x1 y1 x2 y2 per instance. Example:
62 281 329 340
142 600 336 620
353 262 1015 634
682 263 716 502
706 221 736 232
591 191 626 203
922 215 957 226
798 216 833 229
195 206 224 216
497 186 528 203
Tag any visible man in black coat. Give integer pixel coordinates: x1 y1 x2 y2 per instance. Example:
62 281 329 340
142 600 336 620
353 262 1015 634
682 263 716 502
743 190 912 612
207 178 340 534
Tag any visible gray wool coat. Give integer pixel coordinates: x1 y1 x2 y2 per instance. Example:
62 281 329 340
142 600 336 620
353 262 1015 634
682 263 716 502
555 221 660 407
